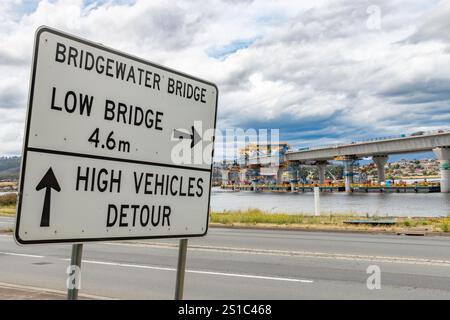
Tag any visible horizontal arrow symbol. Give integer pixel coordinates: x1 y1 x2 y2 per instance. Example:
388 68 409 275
173 125 201 148
173 129 191 140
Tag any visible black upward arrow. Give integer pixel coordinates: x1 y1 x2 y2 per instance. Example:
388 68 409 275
36 167 61 227
173 125 201 148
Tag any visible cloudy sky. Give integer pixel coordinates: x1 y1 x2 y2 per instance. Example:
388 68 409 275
1 0 449 158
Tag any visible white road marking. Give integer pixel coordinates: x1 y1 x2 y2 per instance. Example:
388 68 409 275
0 251 44 258
187 269 313 283
1 234 449 267
73 259 313 283
104 241 450 267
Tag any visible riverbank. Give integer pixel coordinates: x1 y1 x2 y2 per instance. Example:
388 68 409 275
211 188 450 217
210 209 450 234
1 192 449 234
0 206 15 216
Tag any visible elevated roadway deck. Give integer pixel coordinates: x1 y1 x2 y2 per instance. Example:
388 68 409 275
285 132 450 162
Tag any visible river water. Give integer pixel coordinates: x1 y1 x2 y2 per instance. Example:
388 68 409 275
210 188 450 217
3 190 449 217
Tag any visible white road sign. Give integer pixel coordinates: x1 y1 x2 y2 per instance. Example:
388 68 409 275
15 26 218 244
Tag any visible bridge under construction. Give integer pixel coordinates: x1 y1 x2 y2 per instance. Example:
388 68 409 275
218 130 450 193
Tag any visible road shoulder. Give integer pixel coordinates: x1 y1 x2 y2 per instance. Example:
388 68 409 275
0 282 107 300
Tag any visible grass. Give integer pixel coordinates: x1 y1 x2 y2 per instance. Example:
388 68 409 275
442 218 450 232
1 193 449 233
211 208 308 225
0 193 17 217
0 193 17 206
0 205 16 216
211 209 365 229
0 194 15 231
210 209 450 233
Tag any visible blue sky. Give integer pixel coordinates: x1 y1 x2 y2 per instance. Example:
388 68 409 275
0 0 449 161
207 39 255 60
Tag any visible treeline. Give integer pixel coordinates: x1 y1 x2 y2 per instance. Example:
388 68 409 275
0 193 16 206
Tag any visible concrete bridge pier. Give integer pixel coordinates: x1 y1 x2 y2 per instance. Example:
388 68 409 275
290 170 298 182
316 161 328 184
289 170 298 192
276 167 284 184
289 180 298 192
239 169 247 183
221 169 229 186
342 159 354 192
372 155 388 183
251 180 258 192
433 147 450 193
287 162 300 192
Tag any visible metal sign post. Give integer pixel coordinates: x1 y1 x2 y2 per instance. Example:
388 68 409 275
174 238 188 300
314 186 320 216
67 243 83 300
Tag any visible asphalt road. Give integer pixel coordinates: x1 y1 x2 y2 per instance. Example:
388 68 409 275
0 226 449 299
0 216 14 229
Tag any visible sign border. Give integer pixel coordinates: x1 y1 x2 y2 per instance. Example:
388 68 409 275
15 26 218 245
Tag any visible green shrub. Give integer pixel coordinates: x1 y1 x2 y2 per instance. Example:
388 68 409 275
209 210 444 231
442 220 449 233
210 210 309 225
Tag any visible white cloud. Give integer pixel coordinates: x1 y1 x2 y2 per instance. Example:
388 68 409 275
0 0 450 156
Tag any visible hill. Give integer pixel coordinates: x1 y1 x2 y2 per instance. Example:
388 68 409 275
0 157 20 180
